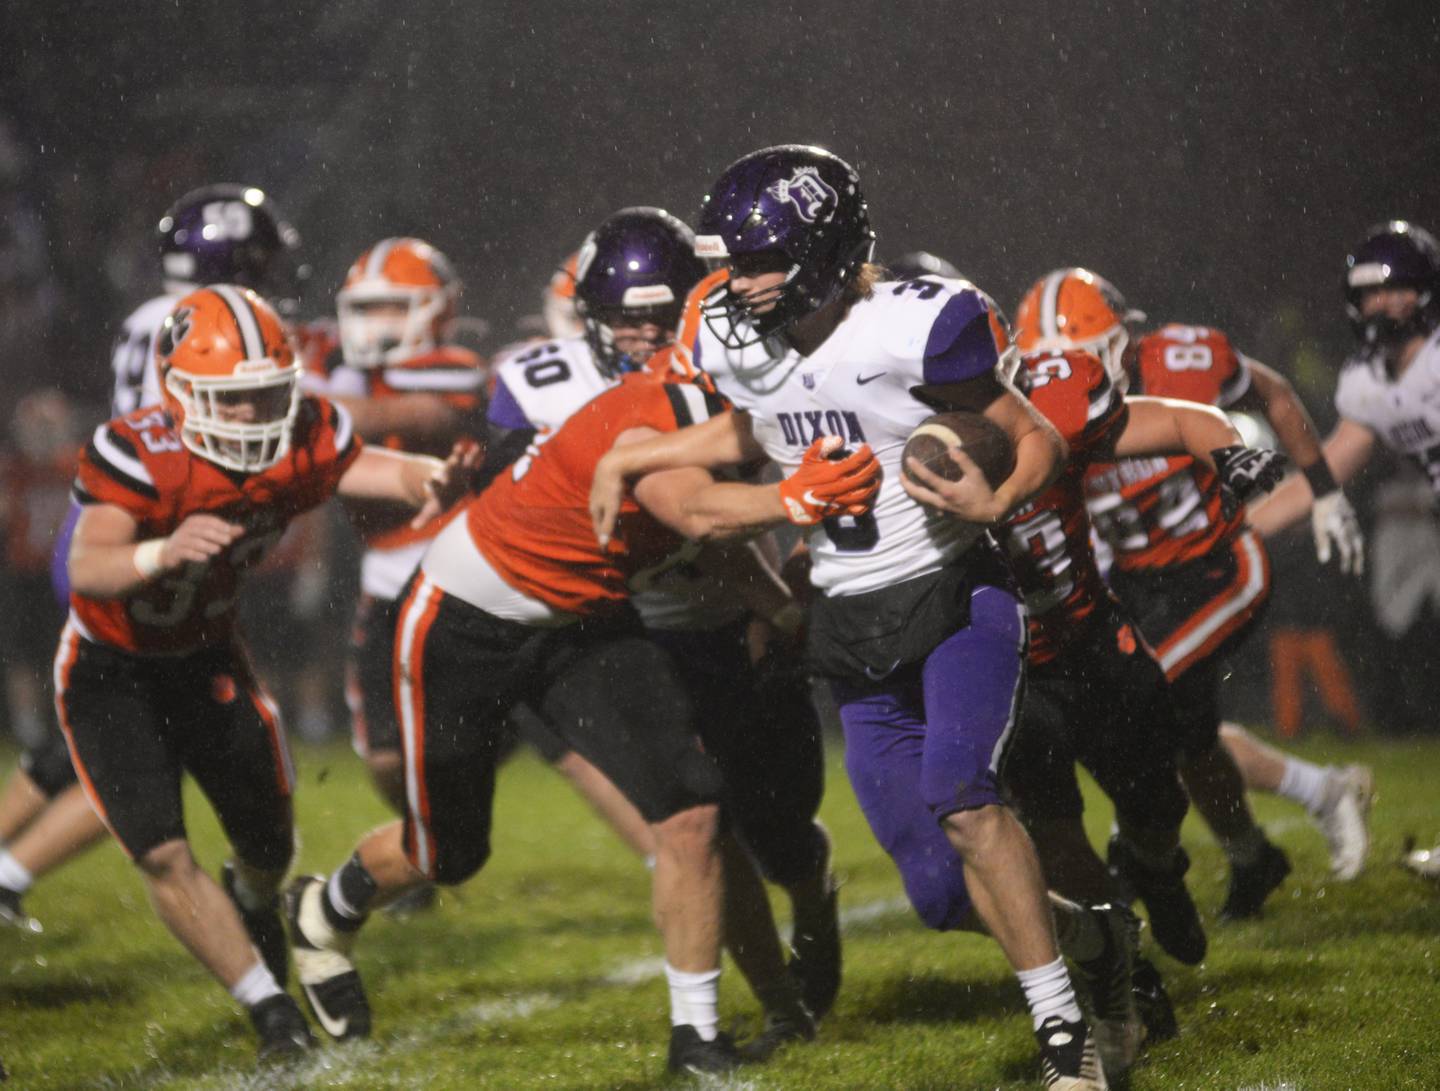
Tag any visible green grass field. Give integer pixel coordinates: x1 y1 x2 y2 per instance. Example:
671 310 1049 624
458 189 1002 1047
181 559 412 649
2 731 1438 1090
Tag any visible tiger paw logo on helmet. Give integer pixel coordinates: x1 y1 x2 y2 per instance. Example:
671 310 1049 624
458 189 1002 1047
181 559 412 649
158 306 195 358
767 166 839 223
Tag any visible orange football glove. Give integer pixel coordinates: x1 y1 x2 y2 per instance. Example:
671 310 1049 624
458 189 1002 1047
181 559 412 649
777 437 882 526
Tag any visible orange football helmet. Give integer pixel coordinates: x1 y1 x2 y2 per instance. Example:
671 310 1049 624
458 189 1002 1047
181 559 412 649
541 249 584 340
157 285 300 473
336 237 459 367
1014 268 1146 388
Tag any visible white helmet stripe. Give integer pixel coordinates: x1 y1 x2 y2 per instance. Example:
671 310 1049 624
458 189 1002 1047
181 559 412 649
366 238 400 280
1040 270 1067 341
211 283 267 360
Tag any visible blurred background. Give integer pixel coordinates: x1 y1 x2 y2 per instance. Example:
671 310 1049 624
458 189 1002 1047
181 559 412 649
3 0 1438 742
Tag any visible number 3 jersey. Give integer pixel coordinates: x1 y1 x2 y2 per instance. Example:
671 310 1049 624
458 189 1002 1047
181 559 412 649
693 277 1006 597
1335 326 1440 497
999 350 1127 663
1084 323 1250 570
69 398 360 655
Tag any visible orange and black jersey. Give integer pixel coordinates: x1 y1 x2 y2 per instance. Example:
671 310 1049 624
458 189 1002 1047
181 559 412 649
464 373 729 615
1000 349 1127 664
1084 324 1248 571
71 397 361 655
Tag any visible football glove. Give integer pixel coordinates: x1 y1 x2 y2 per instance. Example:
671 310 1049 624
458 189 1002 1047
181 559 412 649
1312 488 1365 576
1212 444 1288 520
777 438 881 526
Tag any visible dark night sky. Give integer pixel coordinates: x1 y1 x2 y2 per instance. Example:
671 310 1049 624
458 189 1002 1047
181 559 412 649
4 0 1438 410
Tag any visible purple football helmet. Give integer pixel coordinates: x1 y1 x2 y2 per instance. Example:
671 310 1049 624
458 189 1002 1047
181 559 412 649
574 206 707 376
157 184 306 311
887 251 962 280
1344 220 1440 348
695 144 876 347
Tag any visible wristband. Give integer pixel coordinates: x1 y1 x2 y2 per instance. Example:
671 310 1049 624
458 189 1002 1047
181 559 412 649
1302 458 1338 499
132 539 167 579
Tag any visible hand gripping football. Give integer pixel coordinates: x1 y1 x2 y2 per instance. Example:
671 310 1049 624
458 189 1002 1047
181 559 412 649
902 411 1016 488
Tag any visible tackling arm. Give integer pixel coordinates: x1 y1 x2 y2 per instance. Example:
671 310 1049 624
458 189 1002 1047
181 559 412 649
1113 396 1242 467
338 443 480 528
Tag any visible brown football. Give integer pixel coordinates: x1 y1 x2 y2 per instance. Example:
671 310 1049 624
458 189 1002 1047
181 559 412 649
902 411 1016 488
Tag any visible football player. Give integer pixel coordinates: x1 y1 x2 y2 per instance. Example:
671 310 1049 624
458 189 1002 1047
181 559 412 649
57 285 473 1062
996 344 1285 1053
488 207 837 1047
1250 221 1440 873
283 360 877 1075
1016 268 1374 908
322 238 485 834
590 145 1111 1090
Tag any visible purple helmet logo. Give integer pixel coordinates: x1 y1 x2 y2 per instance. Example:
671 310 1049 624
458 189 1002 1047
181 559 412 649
766 167 839 224
697 144 876 348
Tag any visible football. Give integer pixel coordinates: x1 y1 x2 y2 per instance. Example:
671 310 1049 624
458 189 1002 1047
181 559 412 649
902 411 1016 488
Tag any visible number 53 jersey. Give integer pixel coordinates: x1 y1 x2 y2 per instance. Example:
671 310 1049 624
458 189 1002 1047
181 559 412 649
69 398 361 655
694 277 1008 597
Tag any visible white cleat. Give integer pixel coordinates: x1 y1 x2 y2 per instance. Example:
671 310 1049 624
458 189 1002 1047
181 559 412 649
1403 841 1440 879
1313 764 1374 881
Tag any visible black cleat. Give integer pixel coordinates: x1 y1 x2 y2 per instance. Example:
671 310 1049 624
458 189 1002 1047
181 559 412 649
0 886 41 935
249 993 314 1063
1035 1015 1106 1089
667 1025 743 1074
285 875 372 1041
1107 837 1207 964
1220 839 1291 921
1131 956 1177 1043
222 862 288 988
1070 904 1141 1080
738 1002 818 1061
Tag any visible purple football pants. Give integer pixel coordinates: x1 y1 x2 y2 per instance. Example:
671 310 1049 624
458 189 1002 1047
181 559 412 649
833 585 1026 931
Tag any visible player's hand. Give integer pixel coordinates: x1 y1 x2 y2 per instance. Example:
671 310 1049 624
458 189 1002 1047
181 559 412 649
590 449 630 548
1312 488 1365 576
412 440 482 528
776 437 881 526
902 445 1002 523
1212 444 1289 520
162 514 244 568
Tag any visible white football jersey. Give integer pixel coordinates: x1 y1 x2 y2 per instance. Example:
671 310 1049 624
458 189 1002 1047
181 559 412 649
489 336 742 630
110 292 184 417
1335 327 1440 497
695 277 1003 597
492 337 617 434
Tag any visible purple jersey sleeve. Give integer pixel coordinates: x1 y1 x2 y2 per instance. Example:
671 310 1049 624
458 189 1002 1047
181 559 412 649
921 292 1002 386
50 500 81 604
486 375 532 430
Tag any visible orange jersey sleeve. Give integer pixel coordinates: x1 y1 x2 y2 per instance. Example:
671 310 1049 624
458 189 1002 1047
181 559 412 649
665 268 730 382
1134 324 1250 407
70 397 360 654
465 374 729 614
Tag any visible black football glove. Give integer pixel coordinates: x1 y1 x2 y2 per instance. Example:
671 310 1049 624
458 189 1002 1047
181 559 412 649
1212 444 1289 519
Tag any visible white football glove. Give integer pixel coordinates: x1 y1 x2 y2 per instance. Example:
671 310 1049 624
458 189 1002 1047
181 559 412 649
1312 489 1364 576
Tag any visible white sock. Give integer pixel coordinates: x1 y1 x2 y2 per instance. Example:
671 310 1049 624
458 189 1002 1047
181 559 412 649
230 960 282 1008
1017 957 1084 1031
665 963 721 1041
0 851 34 894
1278 757 1331 814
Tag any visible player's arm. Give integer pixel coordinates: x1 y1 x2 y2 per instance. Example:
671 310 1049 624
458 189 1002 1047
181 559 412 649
1248 418 1375 572
1230 357 1327 469
67 503 243 599
590 410 769 545
1116 395 1289 516
693 540 804 635
337 443 480 527
628 431 879 545
904 372 1067 523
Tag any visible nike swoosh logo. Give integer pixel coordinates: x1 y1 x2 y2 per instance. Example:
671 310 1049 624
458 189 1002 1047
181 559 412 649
305 985 350 1038
856 372 885 385
802 489 824 508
